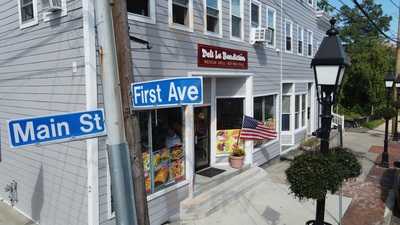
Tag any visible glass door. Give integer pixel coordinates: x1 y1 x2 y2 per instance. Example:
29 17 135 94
194 106 211 171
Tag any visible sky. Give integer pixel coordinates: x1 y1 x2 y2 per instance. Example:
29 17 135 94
329 0 399 39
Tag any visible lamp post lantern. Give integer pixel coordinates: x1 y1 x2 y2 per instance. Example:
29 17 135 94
382 72 395 168
310 17 350 225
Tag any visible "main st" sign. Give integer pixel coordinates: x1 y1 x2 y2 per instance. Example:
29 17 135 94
8 109 106 148
131 77 203 108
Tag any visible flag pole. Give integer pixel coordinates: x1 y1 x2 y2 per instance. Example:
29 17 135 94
236 115 245 147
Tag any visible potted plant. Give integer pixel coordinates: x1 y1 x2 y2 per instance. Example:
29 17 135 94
229 147 245 169
285 147 361 225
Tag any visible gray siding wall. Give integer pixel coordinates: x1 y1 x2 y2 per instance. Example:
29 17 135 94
99 0 328 224
253 140 280 166
294 129 308 144
0 1 87 225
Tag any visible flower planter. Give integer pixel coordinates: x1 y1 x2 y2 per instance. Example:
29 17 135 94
229 155 245 169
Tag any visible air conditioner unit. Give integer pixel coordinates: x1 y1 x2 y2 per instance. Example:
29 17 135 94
250 28 266 45
42 0 62 12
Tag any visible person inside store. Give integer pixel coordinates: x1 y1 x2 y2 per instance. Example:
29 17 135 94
165 123 182 149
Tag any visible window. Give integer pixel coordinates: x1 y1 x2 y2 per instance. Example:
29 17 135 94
302 94 306 127
295 95 300 129
250 0 261 28
127 0 156 24
308 0 313 7
18 0 38 29
43 0 68 22
230 0 243 40
266 7 276 47
297 25 303 55
282 96 291 131
204 0 221 35
307 30 313 57
254 95 277 147
216 98 244 155
169 0 193 30
285 20 293 52
137 108 186 195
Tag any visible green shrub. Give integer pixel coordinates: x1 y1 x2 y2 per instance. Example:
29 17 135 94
285 148 361 201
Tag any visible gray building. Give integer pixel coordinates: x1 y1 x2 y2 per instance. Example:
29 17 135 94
0 0 330 225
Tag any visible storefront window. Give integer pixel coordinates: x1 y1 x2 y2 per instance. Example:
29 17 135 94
282 96 290 131
138 107 185 195
216 98 244 154
295 95 300 129
253 95 277 147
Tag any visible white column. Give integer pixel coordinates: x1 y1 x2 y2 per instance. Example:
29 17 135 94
244 76 254 165
184 106 195 198
210 78 217 165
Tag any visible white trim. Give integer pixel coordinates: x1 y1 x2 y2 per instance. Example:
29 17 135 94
280 144 300 155
253 92 280 97
265 6 276 49
281 79 314 83
284 19 293 53
184 106 195 198
229 0 244 41
203 0 223 38
147 181 190 201
244 76 254 165
249 0 262 31
210 77 217 165
43 0 68 22
188 71 254 77
169 0 194 32
216 95 246 98
18 0 39 29
297 24 304 56
83 0 99 223
127 0 156 24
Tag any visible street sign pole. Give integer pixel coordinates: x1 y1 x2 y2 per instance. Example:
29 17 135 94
94 0 138 225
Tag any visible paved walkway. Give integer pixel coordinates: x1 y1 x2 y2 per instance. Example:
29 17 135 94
0 201 33 225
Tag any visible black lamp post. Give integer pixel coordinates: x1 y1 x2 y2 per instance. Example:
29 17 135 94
394 76 400 141
382 72 395 168
310 18 350 225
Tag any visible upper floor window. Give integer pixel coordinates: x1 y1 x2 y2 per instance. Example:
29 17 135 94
18 0 38 29
266 6 276 48
169 0 193 31
285 20 293 52
204 0 221 35
230 0 243 40
307 30 313 57
250 0 261 28
127 0 156 24
308 0 313 7
297 25 303 55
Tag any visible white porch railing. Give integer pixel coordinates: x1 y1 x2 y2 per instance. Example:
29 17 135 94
332 112 345 132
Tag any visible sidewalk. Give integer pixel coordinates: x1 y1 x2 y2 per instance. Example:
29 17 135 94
0 201 33 225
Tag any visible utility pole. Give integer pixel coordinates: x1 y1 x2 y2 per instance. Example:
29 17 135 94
94 1 138 225
392 2 400 139
111 1 150 225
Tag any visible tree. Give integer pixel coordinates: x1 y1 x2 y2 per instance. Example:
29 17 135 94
317 0 334 13
336 0 395 115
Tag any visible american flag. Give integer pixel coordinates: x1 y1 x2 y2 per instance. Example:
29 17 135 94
239 116 277 140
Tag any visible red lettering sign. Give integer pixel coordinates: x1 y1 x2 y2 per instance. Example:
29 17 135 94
197 44 248 69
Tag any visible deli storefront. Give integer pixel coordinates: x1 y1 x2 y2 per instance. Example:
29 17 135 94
131 44 276 202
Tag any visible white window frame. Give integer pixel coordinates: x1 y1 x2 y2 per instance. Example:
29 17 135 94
284 19 293 53
297 25 304 56
127 0 156 24
230 0 244 41
281 94 292 133
18 0 38 29
301 94 307 128
169 0 194 32
294 95 301 130
43 0 68 22
250 0 261 29
308 0 314 8
203 0 222 37
266 6 276 48
307 29 313 57
253 94 280 151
